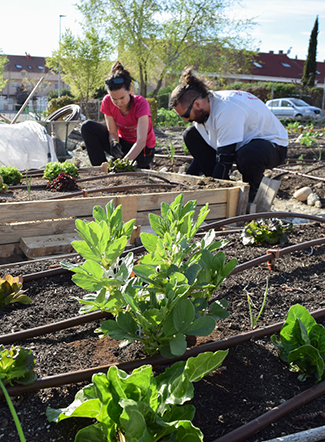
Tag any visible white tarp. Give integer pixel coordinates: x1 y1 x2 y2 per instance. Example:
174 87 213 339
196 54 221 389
0 121 57 169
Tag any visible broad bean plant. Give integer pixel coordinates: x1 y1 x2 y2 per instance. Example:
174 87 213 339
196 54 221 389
47 350 228 442
65 194 237 357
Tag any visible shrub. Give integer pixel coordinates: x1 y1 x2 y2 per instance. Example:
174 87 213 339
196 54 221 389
46 95 76 117
146 97 158 127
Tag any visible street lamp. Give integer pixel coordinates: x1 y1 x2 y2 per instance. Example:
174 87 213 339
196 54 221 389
58 14 66 98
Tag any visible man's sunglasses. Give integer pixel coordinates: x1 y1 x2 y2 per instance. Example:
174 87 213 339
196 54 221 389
180 95 199 118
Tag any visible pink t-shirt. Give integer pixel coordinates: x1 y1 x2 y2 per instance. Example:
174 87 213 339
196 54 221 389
101 94 156 148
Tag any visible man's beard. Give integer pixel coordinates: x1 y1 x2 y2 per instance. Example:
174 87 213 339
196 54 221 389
190 108 209 124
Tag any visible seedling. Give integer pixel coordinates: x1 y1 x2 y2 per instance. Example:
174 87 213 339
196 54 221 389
165 140 176 164
0 274 31 308
0 345 37 442
46 350 228 442
241 218 293 246
245 278 269 329
107 158 136 173
25 169 32 200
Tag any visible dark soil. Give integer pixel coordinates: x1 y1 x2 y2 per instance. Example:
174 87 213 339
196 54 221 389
1 125 325 442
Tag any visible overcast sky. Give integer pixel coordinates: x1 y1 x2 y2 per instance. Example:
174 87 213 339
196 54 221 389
0 0 324 62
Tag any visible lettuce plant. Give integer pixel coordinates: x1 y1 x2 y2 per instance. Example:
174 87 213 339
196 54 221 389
46 350 228 442
0 274 31 308
0 166 22 186
0 345 37 442
272 304 325 382
241 218 293 246
43 161 79 180
62 201 135 315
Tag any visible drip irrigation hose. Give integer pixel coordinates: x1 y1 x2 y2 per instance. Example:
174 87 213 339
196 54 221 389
16 211 325 282
272 167 325 183
201 211 325 232
212 381 325 442
3 308 325 397
3 235 325 346
0 310 112 345
46 182 176 200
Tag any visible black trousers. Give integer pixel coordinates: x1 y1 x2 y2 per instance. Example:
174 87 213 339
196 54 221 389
183 125 287 201
81 120 155 167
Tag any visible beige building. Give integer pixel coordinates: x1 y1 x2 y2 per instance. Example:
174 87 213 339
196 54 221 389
0 54 67 112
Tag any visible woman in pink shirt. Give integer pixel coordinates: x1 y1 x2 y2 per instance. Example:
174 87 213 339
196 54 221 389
81 61 156 168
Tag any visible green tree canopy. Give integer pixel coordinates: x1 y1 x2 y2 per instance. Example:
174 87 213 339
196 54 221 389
77 0 256 97
0 51 8 91
303 16 318 87
46 27 111 115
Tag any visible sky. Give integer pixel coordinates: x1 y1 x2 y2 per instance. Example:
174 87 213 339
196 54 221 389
0 0 325 62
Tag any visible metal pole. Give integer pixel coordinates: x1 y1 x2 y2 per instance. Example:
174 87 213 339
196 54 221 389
322 77 325 114
10 77 44 124
58 14 66 98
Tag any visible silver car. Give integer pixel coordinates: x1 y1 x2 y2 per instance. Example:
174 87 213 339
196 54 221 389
265 98 323 118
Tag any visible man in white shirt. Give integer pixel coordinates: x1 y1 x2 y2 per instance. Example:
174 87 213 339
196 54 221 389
170 68 288 201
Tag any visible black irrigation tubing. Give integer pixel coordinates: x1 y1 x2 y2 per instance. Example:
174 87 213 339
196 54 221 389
272 167 325 183
200 211 325 232
14 211 325 282
3 236 325 346
212 380 325 442
3 307 325 398
0 310 112 345
46 182 177 200
8 171 175 191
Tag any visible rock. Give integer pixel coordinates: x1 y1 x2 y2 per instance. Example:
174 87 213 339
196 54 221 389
293 186 313 201
178 165 186 174
315 200 323 208
307 193 320 206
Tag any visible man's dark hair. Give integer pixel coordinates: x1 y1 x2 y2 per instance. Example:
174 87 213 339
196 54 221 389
169 67 210 108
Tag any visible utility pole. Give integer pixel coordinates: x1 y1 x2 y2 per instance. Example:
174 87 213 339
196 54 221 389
58 14 66 98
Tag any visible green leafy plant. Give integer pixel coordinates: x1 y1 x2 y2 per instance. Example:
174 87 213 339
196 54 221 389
46 350 228 442
107 158 137 173
0 175 8 193
156 108 187 127
0 274 31 308
272 304 325 382
62 201 135 315
245 278 269 329
0 166 22 186
0 345 37 442
241 218 293 246
43 161 79 181
96 194 237 357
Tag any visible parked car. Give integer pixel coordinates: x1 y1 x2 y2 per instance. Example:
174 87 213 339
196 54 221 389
265 98 323 119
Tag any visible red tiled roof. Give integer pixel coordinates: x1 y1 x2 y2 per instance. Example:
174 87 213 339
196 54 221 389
5 54 50 74
251 51 325 85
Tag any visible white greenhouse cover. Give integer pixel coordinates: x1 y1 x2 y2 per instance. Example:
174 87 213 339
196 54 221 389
0 121 57 169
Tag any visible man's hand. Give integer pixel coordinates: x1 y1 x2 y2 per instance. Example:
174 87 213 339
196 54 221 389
110 139 124 159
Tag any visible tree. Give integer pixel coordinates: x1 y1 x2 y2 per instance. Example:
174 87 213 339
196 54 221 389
303 16 318 87
0 51 8 90
46 27 111 116
77 0 256 97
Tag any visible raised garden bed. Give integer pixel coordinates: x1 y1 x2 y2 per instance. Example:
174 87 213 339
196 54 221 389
0 167 249 260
